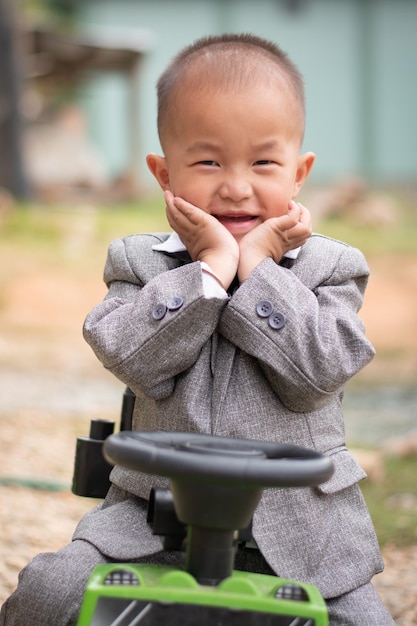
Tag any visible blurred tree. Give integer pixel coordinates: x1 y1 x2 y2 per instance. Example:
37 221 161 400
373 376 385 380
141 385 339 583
24 0 78 29
0 0 79 200
0 0 29 199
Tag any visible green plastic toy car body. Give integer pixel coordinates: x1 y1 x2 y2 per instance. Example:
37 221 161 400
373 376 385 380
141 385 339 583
78 564 327 625
76 431 334 626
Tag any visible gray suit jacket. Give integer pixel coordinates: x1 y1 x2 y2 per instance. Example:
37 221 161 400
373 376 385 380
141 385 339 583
81 232 383 598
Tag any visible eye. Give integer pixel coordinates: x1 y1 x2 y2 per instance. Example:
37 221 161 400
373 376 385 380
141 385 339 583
254 159 275 166
194 160 219 167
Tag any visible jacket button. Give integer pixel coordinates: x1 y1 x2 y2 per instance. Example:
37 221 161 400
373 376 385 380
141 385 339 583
152 303 167 320
268 311 286 330
166 296 184 311
256 300 274 318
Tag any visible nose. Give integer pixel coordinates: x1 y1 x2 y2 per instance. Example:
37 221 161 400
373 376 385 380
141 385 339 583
218 173 252 202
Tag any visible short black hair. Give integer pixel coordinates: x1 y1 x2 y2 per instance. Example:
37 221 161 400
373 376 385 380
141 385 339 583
156 33 305 147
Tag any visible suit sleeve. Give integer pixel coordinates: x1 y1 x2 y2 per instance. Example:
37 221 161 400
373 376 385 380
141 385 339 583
83 238 227 398
218 242 375 412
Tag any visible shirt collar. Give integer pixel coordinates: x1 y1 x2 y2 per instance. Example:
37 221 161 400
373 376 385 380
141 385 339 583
152 231 302 259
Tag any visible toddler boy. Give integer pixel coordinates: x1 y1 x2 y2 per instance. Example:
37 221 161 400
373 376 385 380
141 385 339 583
1 34 394 625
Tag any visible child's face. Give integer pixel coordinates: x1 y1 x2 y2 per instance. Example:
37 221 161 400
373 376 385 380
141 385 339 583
148 80 314 241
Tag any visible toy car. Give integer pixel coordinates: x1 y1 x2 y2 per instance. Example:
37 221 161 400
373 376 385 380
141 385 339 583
76 430 334 625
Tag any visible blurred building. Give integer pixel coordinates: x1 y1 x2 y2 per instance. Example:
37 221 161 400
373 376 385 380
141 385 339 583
24 25 151 199
18 0 417 196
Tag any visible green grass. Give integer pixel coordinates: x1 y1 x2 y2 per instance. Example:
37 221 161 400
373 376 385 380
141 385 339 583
1 196 168 248
1 189 416 257
0 197 170 281
316 196 417 256
361 455 417 547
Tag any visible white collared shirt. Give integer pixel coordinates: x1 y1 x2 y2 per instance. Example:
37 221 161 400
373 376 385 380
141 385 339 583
152 232 301 298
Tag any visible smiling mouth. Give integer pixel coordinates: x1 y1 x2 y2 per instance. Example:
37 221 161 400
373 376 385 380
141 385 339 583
215 214 257 224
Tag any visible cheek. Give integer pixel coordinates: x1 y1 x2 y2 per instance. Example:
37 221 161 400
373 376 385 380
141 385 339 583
262 185 291 218
173 180 213 212
290 179 300 198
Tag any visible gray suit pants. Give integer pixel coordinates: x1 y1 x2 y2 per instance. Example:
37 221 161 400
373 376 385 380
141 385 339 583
1 489 394 626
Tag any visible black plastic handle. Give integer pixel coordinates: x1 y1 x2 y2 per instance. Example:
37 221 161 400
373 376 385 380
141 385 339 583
103 431 334 488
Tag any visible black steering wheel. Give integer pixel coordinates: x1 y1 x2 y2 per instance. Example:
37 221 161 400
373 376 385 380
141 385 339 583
104 431 334 585
103 430 334 488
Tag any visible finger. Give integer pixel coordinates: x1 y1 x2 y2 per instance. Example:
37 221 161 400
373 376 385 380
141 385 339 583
296 204 310 222
273 205 300 231
164 189 174 205
164 191 192 216
164 193 195 231
294 204 313 236
286 200 302 225
165 191 189 224
171 195 206 227
164 192 180 230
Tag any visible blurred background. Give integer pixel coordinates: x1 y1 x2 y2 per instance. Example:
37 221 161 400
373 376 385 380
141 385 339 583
0 1 416 623
2 0 417 197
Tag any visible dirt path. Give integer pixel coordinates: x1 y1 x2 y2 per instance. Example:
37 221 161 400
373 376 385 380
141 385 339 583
358 255 417 383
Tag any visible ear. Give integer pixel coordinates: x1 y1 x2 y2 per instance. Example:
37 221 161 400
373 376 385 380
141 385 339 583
146 153 170 190
292 151 315 198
